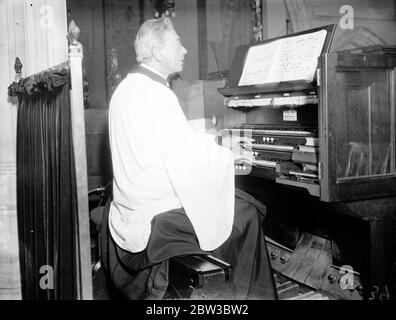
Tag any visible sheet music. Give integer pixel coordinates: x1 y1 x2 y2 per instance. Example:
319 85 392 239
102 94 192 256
238 30 327 86
237 41 280 86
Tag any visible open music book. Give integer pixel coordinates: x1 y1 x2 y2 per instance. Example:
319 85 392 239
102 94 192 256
238 30 327 86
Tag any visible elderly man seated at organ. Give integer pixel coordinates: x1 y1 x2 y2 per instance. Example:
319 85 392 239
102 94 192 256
104 16 277 300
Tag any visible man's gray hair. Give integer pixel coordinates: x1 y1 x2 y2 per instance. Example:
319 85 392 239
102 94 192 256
134 16 175 63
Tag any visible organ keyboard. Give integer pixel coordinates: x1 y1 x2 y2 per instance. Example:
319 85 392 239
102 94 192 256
217 25 334 196
226 123 320 196
216 25 336 199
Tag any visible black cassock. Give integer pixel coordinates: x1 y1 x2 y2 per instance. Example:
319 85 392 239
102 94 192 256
100 66 277 300
101 187 277 300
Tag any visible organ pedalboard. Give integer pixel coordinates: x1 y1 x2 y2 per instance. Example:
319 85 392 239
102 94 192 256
265 234 363 300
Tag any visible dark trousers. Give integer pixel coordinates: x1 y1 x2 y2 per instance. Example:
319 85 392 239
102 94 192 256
101 188 277 300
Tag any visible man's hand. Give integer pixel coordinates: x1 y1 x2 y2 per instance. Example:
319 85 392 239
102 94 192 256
217 130 254 161
231 144 253 162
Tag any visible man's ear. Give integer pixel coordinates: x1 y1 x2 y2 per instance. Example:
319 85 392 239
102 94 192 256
151 46 163 62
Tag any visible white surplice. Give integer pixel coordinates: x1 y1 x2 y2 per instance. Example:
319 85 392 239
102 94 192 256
108 67 235 253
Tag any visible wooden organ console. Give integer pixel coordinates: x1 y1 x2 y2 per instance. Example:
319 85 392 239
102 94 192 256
174 25 396 300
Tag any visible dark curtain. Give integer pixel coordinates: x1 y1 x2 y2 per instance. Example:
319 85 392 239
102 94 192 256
8 67 79 300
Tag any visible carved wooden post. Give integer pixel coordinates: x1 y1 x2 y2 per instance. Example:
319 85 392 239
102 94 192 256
107 48 122 99
9 57 23 105
68 20 93 300
252 0 263 42
14 57 23 82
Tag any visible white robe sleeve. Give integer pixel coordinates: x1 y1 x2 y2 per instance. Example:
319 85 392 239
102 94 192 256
147 86 235 251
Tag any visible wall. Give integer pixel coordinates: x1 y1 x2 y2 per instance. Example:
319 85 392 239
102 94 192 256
67 0 199 102
205 0 252 76
264 0 396 50
172 0 199 80
66 0 254 84
0 0 68 300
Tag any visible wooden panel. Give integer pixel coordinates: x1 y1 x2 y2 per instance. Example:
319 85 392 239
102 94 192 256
172 0 199 80
336 71 391 176
367 219 394 290
84 109 112 190
197 0 207 80
173 79 228 134
203 79 227 131
337 176 396 202
142 0 155 20
173 77 245 134
67 0 107 109
173 80 205 132
342 194 396 220
320 51 396 202
205 0 253 77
